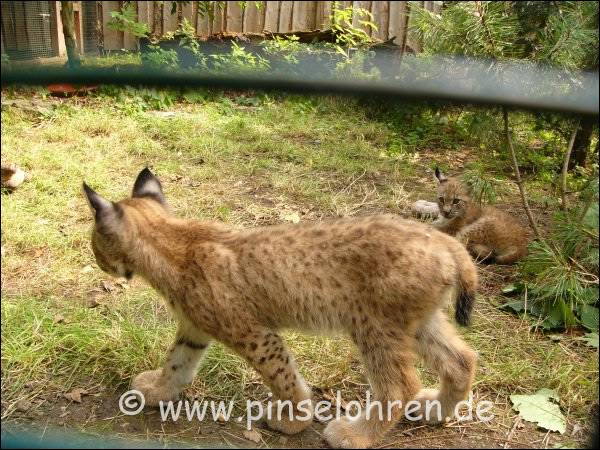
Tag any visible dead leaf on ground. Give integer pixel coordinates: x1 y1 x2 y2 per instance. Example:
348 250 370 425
242 428 262 443
63 388 88 403
81 265 94 274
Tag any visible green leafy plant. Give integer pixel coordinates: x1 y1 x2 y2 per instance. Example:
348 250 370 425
462 170 498 204
108 2 149 38
330 2 377 59
209 42 269 73
504 180 599 331
141 45 179 68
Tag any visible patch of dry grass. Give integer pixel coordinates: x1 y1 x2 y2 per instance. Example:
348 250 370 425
1 89 597 447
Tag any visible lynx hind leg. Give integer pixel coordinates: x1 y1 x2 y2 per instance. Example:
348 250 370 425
456 220 495 262
132 324 210 407
233 329 313 435
494 246 526 265
324 328 422 449
413 310 477 423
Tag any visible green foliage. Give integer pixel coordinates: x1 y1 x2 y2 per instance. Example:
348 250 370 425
330 2 377 59
261 35 303 64
107 2 149 38
141 45 179 69
506 182 599 331
412 1 599 69
462 170 498 204
412 1 524 59
94 85 178 113
209 42 270 73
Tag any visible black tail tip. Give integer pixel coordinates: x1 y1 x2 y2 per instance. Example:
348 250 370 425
455 292 474 326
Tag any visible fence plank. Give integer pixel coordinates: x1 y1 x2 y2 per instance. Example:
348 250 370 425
243 2 265 33
181 2 193 27
213 4 225 33
278 1 294 32
315 1 332 29
371 0 389 40
406 1 423 52
196 3 212 36
163 1 178 33
291 1 316 31
352 1 373 36
226 1 243 32
388 1 408 45
137 1 150 26
102 1 121 50
264 1 280 32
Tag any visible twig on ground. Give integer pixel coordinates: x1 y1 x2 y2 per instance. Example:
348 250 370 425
560 120 580 210
502 107 543 240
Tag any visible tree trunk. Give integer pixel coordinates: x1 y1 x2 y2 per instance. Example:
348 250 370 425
569 115 595 169
60 1 80 68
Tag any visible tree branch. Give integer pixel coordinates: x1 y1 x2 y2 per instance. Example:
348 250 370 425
502 107 542 240
560 119 580 210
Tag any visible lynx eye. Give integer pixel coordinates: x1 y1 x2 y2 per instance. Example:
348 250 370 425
453 198 461 205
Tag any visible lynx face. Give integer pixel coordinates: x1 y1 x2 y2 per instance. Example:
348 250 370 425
83 168 167 280
435 168 470 219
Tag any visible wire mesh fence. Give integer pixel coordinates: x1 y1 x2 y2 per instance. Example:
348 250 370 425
1 1 58 60
81 1 100 55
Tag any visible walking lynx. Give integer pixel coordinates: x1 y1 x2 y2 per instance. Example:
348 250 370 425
83 168 478 448
433 168 529 265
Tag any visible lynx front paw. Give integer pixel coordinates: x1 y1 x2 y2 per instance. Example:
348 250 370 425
131 369 180 407
408 388 448 424
266 399 314 435
323 417 373 449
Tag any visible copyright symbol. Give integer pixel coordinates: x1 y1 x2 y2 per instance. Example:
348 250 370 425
119 389 145 416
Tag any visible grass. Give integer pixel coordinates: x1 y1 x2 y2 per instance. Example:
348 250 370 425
1 87 598 446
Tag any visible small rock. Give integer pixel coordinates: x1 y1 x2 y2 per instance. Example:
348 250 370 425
63 388 88 403
243 428 262 443
101 280 115 292
15 399 32 412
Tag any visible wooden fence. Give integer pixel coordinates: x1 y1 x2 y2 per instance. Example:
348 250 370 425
101 1 441 51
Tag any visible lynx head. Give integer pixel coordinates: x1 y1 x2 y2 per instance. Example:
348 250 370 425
434 168 471 219
83 168 166 279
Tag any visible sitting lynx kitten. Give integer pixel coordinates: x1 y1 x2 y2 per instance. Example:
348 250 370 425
433 168 528 264
83 168 478 449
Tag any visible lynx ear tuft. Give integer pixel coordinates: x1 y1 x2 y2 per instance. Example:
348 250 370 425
83 182 114 218
132 168 165 204
434 167 448 183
